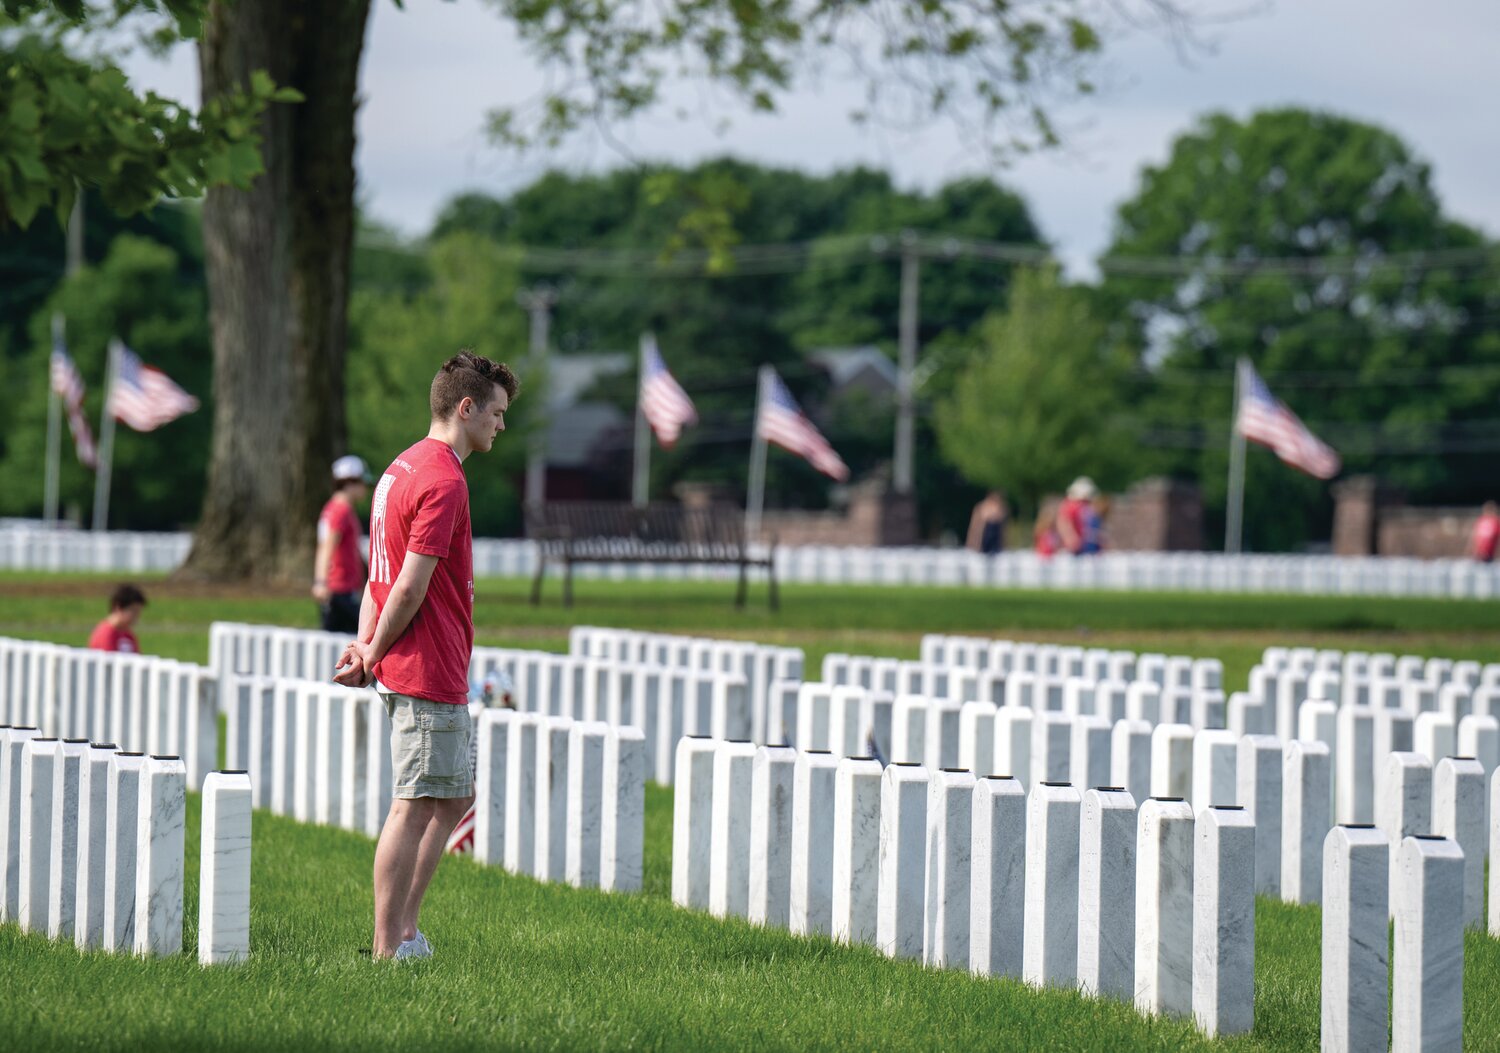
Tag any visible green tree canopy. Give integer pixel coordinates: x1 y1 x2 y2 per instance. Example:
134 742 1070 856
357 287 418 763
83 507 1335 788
0 232 212 527
935 265 1129 513
346 233 529 536
0 2 294 229
1101 108 1500 550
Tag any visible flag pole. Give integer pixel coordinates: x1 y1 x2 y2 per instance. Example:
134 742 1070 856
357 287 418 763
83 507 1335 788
1224 357 1248 555
745 366 770 541
632 333 651 509
43 314 64 525
92 338 120 532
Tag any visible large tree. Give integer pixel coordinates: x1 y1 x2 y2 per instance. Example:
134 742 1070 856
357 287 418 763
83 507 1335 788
935 265 1129 513
9 0 1209 576
1101 108 1500 550
185 0 370 579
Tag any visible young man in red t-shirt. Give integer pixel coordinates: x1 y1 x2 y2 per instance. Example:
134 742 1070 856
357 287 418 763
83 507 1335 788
313 455 371 633
87 583 146 653
334 350 518 960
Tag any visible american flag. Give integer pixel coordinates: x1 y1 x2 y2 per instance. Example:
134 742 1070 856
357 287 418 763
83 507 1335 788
757 368 849 481
108 343 199 432
50 338 97 468
1235 359 1340 480
639 335 697 448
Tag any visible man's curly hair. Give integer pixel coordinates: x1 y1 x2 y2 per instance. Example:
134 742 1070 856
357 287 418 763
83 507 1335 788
429 349 519 420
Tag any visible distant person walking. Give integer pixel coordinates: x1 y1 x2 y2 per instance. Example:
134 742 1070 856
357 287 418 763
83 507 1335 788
87 584 146 653
966 490 1010 555
314 455 372 633
1473 501 1500 563
334 350 519 961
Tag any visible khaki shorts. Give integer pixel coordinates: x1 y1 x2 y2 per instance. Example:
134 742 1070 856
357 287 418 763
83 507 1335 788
381 692 474 800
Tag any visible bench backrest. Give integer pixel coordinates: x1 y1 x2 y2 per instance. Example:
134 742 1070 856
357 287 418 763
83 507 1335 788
525 501 748 560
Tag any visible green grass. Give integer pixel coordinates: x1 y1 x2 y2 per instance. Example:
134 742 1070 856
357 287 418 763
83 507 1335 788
2 573 1498 1050
6 572 1500 691
3 788 1497 1052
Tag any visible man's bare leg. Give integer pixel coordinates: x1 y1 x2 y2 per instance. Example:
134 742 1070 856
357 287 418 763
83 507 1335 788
400 795 474 940
373 797 435 957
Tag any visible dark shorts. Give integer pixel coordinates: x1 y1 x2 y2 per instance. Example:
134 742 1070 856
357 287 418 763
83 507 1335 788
320 591 361 634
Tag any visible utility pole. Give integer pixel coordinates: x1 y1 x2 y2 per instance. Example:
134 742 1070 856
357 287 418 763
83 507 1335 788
1224 357 1248 554
516 284 559 508
893 230 920 494
45 193 85 527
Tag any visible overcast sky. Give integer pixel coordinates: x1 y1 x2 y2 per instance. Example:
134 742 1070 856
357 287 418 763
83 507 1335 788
124 0 1500 277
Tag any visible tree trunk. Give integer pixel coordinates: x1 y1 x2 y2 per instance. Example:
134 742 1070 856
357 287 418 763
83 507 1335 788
184 0 370 582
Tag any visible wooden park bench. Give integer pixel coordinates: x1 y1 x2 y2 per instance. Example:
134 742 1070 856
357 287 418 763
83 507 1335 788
524 501 778 609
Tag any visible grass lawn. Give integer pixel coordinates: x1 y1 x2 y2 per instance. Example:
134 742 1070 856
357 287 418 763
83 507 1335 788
2 786 1497 1051
1 573 1498 1050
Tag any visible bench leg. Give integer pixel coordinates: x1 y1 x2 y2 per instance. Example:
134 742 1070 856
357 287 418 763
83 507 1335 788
736 559 749 609
530 556 545 606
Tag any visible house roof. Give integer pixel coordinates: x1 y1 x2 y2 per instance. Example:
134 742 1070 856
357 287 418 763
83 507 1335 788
809 345 898 392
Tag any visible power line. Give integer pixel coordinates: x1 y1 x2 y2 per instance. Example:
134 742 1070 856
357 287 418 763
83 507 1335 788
353 228 1500 280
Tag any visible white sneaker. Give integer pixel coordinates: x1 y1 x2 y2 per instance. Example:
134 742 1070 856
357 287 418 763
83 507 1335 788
394 933 431 960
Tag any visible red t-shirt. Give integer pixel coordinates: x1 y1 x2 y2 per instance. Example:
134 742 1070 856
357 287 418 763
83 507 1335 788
318 496 366 593
367 438 473 705
1474 514 1500 561
88 620 139 654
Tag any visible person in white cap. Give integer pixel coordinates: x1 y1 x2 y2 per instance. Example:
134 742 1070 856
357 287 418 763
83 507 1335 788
314 454 371 632
1057 475 1098 556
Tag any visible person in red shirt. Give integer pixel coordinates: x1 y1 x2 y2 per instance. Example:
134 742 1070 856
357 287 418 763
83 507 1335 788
1472 501 1500 563
87 583 146 653
313 455 371 633
334 350 519 961
1056 476 1097 555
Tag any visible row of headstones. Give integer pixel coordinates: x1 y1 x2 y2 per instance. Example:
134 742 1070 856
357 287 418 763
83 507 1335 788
8 527 1500 599
889 698 1496 924
1259 645 1500 688
669 737 1487 1043
780 680 1235 766
0 637 218 788
211 623 764 782
470 710 644 892
918 635 1224 692
564 625 803 745
1308 702 1498 834
770 545 1500 598
817 665 1227 733
1244 659 1499 738
221 676 393 838
0 528 189 574
0 728 251 964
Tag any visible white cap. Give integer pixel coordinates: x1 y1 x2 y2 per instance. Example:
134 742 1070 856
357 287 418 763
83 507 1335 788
332 455 371 483
1067 476 1098 500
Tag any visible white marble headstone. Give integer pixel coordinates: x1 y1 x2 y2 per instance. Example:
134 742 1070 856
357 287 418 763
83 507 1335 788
1391 834 1464 1053
1022 781 1081 989
1134 797 1194 1018
709 740 758 918
831 756 883 945
134 754 186 957
922 767 974 969
1192 805 1255 1036
788 749 838 937
969 775 1025 980
747 744 797 927
1077 786 1136 999
198 771 252 965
